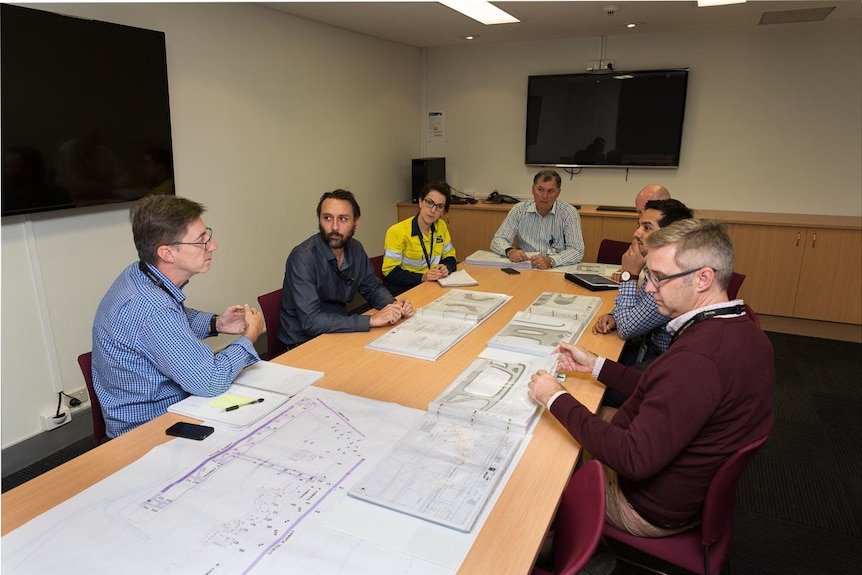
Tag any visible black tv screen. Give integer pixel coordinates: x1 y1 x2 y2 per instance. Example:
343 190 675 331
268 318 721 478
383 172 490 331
1 4 174 217
525 69 688 168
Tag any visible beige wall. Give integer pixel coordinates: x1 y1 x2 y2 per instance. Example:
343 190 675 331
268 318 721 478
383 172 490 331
424 21 862 215
1 3 421 447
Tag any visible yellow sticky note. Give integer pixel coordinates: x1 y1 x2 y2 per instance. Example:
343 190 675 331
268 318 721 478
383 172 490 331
209 393 254 409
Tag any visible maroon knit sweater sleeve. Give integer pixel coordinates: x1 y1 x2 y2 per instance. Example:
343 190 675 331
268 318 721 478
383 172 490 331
548 317 774 527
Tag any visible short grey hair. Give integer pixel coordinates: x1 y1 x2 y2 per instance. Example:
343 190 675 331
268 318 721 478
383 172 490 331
646 219 734 291
533 169 561 189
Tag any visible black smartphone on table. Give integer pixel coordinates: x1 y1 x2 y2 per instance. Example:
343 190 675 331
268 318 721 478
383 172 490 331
501 267 521 275
166 421 215 440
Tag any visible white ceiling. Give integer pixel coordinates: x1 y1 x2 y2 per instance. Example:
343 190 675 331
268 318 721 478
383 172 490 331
260 1 861 48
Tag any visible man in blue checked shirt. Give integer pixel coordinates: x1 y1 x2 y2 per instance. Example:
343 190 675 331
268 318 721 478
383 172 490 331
92 195 264 438
490 169 584 269
593 199 694 405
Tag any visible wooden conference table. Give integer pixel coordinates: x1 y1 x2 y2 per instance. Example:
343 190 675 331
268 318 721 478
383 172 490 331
2 265 625 574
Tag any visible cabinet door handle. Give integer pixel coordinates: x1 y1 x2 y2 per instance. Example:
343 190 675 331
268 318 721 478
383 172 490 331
811 232 817 248
796 232 800 247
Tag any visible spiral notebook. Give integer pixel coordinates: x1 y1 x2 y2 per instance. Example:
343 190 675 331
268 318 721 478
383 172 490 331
167 361 324 430
487 292 602 356
365 289 510 360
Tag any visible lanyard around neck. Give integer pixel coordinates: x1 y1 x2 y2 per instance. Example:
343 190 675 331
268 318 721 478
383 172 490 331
670 304 746 346
139 261 180 302
418 222 436 269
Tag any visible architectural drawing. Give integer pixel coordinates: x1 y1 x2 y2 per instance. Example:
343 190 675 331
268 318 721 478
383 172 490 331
487 292 601 355
526 292 602 319
429 355 556 432
347 354 554 532
349 416 523 533
2 388 453 575
366 290 510 360
418 289 509 322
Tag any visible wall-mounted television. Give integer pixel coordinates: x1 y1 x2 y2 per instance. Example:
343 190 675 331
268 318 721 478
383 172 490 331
1 4 174 217
525 69 688 169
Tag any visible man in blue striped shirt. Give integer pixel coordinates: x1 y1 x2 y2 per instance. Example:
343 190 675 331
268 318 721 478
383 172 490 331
92 195 264 438
490 169 584 269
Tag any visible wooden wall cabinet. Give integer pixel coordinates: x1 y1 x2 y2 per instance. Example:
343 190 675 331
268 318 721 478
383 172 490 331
395 202 861 325
728 225 804 317
588 215 639 261
794 228 862 324
579 216 603 262
729 225 862 324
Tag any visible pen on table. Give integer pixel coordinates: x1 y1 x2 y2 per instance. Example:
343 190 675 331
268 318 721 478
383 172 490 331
224 398 265 412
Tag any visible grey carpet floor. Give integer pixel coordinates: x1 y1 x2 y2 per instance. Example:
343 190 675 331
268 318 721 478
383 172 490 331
610 332 862 575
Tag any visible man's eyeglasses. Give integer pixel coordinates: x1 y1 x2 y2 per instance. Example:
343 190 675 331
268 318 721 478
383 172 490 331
423 198 446 212
643 266 714 289
170 227 213 249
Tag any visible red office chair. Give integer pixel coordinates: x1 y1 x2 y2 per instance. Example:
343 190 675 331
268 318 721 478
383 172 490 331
728 272 745 300
596 239 630 265
531 460 606 575
77 352 107 444
257 288 286 360
369 255 386 283
368 254 395 299
603 435 769 575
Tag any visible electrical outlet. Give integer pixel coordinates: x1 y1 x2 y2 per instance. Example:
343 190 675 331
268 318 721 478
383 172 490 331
586 60 600 71
600 59 616 71
40 410 71 431
66 387 90 410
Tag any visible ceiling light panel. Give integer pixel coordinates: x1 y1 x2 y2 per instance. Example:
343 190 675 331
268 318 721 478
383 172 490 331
439 0 520 25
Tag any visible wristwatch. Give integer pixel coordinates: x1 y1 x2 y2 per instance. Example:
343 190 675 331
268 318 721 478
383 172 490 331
620 271 639 282
209 314 219 337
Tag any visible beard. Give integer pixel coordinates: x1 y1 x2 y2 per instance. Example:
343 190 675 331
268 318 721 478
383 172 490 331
318 224 355 249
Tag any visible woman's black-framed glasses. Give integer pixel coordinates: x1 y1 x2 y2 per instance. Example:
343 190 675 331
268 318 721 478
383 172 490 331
170 227 214 249
423 198 446 212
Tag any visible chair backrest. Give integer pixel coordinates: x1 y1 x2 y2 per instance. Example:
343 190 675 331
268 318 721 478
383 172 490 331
600 435 768 575
257 288 286 360
77 352 106 444
744 303 761 329
727 272 745 300
596 239 630 265
369 255 385 283
552 460 607 575
701 435 768 547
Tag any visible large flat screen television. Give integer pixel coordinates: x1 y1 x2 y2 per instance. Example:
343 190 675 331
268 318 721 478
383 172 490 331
1 4 174 217
525 69 688 169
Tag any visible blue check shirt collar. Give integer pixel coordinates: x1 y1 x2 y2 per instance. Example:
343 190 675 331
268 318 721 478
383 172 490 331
138 261 188 304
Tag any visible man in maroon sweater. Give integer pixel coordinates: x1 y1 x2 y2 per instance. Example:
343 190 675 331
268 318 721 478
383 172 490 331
529 219 774 537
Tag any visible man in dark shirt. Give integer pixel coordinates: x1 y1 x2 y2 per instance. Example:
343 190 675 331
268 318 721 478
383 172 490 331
279 189 414 349
529 219 774 537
